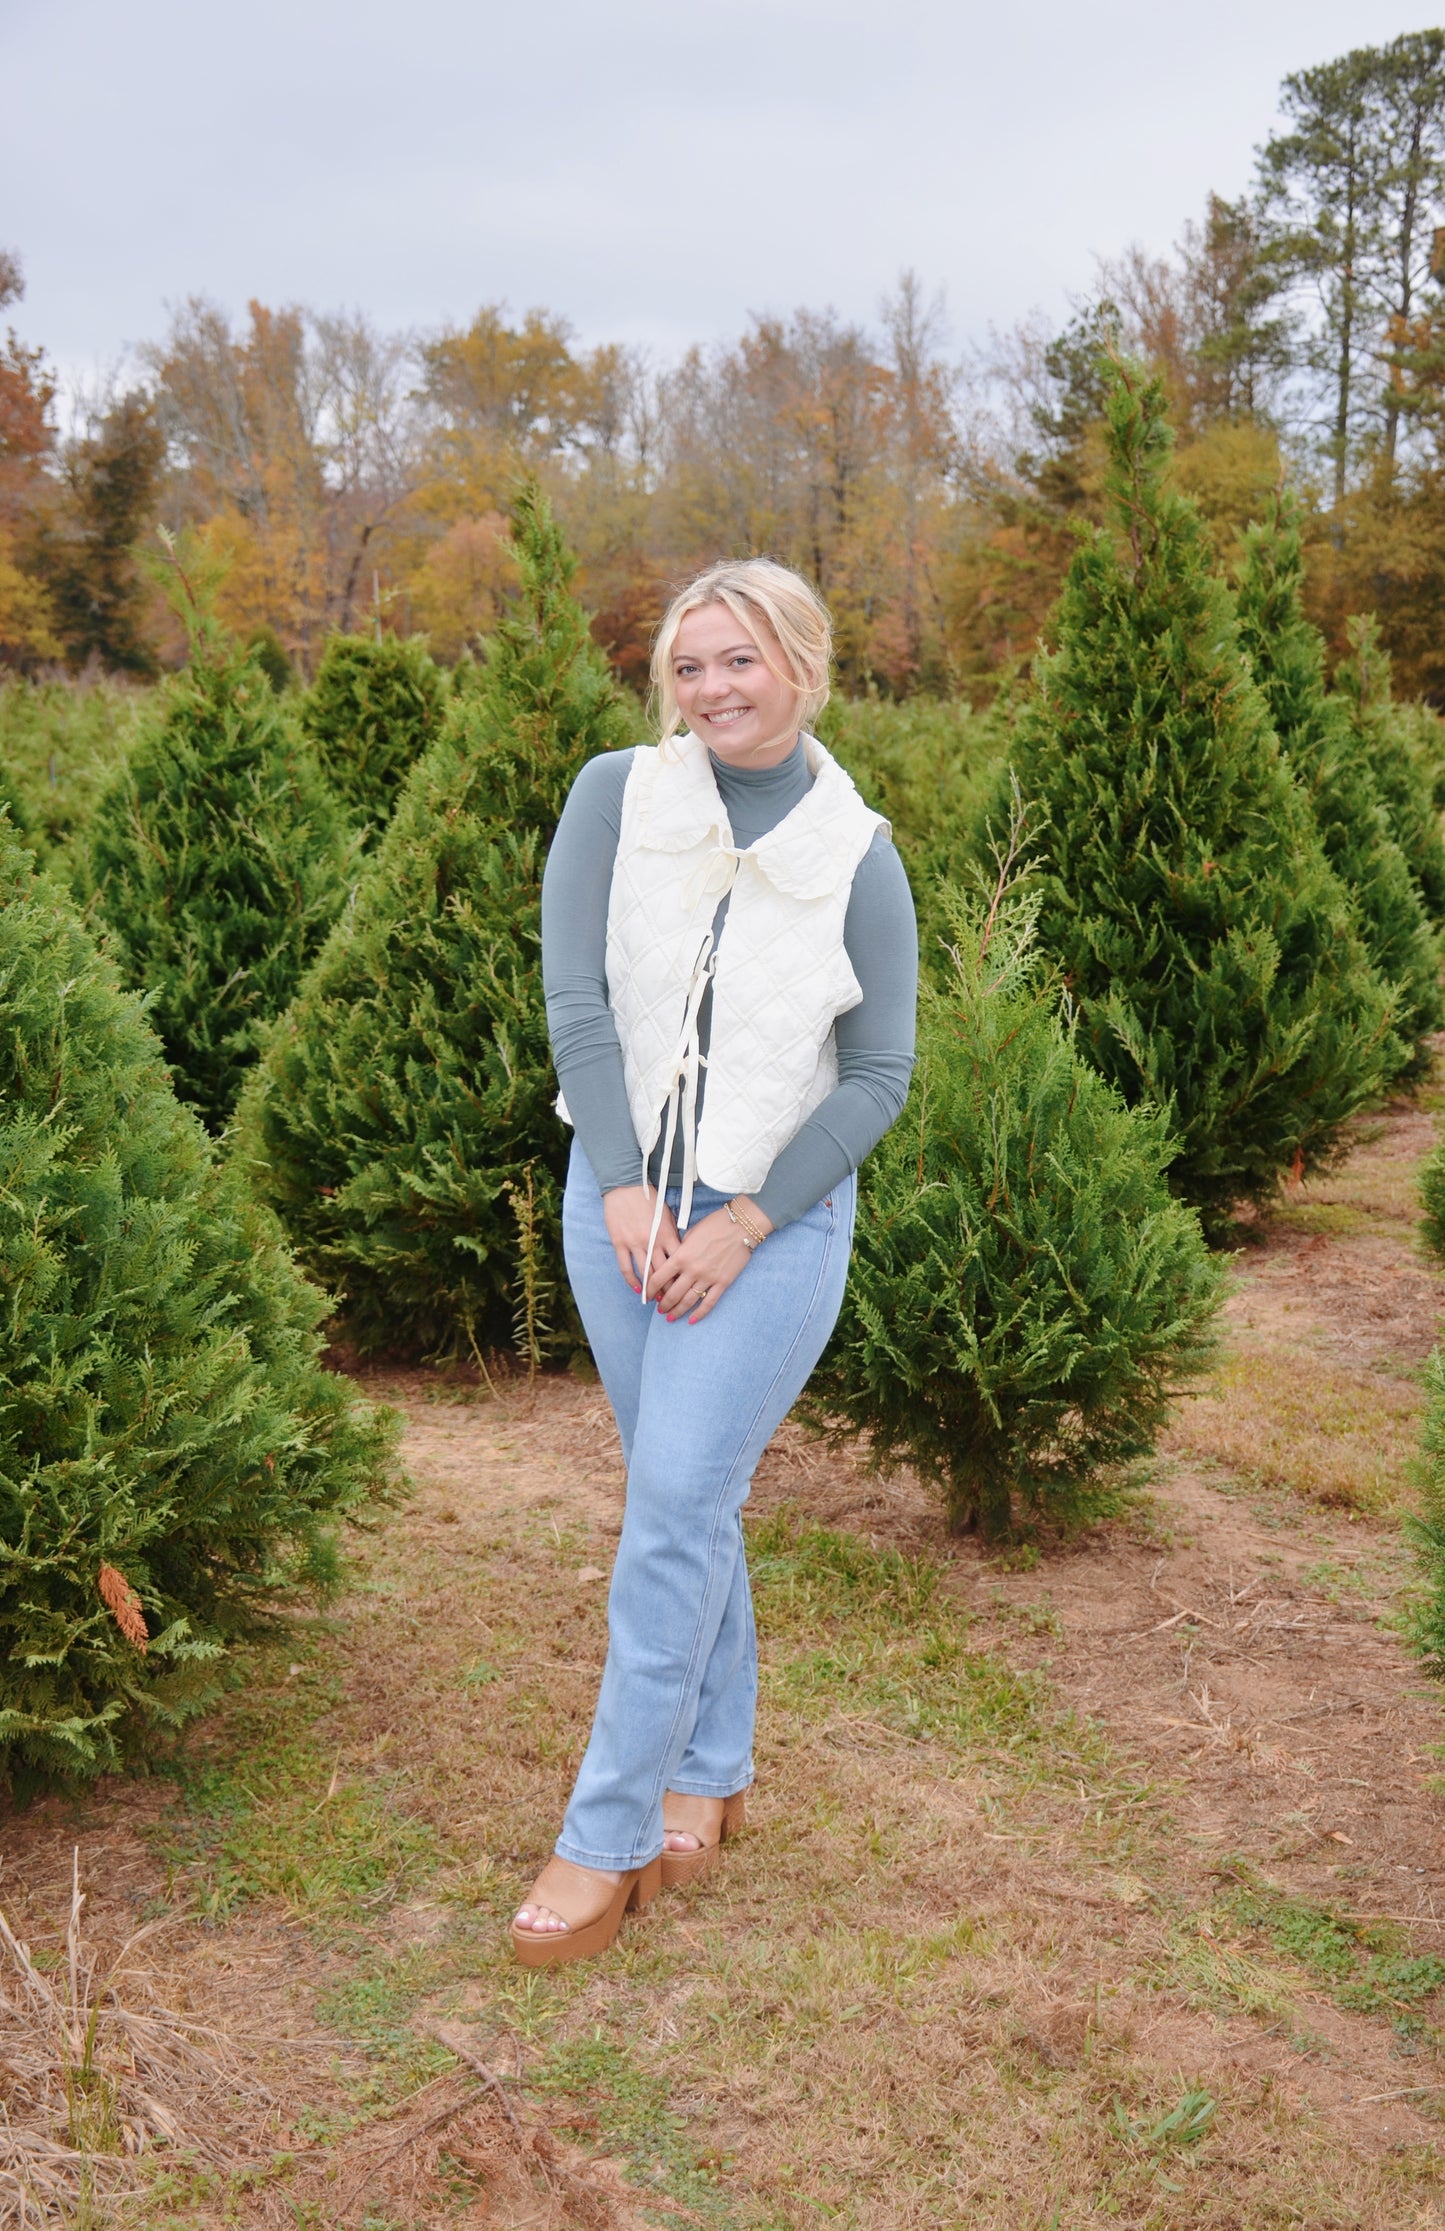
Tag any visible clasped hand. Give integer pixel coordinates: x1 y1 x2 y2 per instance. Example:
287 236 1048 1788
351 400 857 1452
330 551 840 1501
602 1185 772 1325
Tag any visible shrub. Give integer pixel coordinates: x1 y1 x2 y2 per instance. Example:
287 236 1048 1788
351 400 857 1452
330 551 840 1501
86 637 358 1129
806 876 1224 1540
0 825 397 1790
237 482 632 1357
993 361 1398 1231
1336 615 1445 926
301 632 448 829
1235 501 1443 1078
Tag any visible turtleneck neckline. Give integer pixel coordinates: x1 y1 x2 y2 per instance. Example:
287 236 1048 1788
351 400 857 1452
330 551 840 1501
708 736 807 791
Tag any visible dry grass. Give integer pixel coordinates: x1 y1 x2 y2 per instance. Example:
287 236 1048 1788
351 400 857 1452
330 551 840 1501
0 1851 269 2225
3 1091 1445 2223
1163 1344 1423 1511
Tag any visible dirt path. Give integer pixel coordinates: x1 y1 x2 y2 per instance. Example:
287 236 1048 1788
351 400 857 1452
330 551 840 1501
4 1093 1445 2227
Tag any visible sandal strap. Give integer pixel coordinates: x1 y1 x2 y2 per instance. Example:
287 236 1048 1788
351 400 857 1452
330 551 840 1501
662 1794 727 1850
524 1856 624 1931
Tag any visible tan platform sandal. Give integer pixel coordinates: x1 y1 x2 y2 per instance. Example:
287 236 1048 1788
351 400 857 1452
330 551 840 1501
660 1790 747 1890
510 1853 662 1968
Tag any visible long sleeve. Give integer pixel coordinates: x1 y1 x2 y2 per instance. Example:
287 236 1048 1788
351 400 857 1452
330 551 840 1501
541 750 643 1193
750 835 918 1230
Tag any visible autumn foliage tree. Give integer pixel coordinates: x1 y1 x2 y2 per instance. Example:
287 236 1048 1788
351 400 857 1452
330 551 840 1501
32 391 165 676
0 249 61 667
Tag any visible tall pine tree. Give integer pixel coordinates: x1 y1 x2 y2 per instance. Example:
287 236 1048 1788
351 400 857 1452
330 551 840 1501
999 360 1398 1230
301 632 448 832
1235 499 1443 1078
0 824 396 1790
87 564 358 1130
1335 615 1445 927
237 483 632 1356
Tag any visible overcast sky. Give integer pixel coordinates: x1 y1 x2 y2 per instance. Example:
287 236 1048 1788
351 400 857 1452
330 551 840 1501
2 0 1438 390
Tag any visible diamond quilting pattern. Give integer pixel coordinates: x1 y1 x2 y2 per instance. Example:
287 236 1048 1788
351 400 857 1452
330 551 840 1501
602 733 882 1192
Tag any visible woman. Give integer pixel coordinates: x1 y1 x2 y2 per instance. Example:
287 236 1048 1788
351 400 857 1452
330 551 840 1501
514 558 918 1963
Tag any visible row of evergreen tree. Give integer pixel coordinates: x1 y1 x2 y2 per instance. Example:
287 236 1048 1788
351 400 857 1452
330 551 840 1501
8 359 1445 1791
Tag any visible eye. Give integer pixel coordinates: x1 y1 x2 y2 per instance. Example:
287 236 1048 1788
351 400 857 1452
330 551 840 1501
730 655 755 668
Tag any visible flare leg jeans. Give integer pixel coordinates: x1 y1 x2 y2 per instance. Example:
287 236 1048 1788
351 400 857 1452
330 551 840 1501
554 1141 856 1871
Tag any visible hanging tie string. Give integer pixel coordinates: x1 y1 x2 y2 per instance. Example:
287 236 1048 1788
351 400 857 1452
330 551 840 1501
638 841 746 1302
640 932 715 1298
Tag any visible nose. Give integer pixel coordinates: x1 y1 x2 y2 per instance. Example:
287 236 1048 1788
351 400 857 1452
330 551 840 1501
699 669 734 700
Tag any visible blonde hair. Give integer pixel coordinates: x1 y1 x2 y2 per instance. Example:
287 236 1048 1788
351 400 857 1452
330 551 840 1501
650 558 833 747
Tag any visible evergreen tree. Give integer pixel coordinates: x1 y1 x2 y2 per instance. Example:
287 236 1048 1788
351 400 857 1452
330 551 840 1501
0 773 31 846
237 482 632 1356
87 576 358 1130
806 877 1223 1540
1235 500 1443 1077
246 625 294 693
0 824 396 1790
34 392 165 678
301 632 448 830
1418 1136 1445 1260
996 360 1399 1230
1335 615 1445 926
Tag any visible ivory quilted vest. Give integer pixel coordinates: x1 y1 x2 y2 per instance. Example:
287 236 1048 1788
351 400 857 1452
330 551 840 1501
602 729 886 1198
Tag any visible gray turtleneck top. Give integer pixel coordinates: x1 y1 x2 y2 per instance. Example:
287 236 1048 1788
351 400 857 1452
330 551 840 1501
541 739 918 1230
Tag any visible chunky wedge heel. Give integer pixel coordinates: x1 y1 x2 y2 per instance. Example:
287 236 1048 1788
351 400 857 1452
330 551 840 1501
660 1790 747 1890
510 1853 663 1968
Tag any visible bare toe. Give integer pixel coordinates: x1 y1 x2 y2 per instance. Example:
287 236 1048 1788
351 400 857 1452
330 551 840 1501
513 1903 568 1935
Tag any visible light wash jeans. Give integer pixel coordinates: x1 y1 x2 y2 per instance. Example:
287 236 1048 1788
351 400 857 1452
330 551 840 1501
554 1141 856 1871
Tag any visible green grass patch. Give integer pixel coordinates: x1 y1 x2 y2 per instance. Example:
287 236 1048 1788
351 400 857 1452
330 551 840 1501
1217 1865 1445 2035
531 2030 736 2225
147 1644 444 1932
316 1953 456 2101
749 1508 1165 1836
155 1739 441 1929
1269 1200 1374 1239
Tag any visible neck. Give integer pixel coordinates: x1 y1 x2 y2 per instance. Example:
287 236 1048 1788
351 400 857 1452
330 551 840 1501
702 727 801 772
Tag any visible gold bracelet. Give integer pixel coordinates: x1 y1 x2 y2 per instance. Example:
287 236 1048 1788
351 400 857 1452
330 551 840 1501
726 1198 767 1250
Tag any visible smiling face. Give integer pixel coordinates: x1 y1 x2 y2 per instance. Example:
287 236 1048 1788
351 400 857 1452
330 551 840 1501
671 601 802 769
